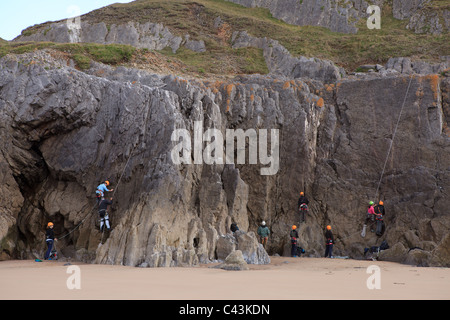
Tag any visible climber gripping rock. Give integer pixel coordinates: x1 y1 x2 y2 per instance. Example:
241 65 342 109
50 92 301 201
297 192 309 223
96 180 114 205
98 197 113 232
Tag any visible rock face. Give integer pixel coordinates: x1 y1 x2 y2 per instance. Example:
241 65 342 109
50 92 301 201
385 57 449 75
225 0 363 34
215 250 249 271
392 0 450 35
231 31 344 82
13 20 205 53
216 230 270 264
0 50 449 267
225 0 449 35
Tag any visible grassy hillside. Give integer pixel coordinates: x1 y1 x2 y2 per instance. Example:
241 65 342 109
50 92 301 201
1 0 448 76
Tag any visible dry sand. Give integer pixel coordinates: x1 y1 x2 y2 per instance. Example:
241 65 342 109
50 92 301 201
0 256 449 300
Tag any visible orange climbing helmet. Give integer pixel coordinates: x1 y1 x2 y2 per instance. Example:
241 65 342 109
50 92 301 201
105 180 110 186
47 222 54 228
379 201 384 205
326 225 331 230
292 225 297 230
300 192 304 196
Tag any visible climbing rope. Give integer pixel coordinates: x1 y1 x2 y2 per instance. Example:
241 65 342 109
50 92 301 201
57 203 97 240
57 144 137 241
111 144 137 198
374 75 413 201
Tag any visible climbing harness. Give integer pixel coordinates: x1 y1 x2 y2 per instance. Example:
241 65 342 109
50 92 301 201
298 204 308 224
49 241 58 260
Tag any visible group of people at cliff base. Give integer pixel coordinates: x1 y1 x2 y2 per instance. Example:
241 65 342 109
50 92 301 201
290 224 333 258
253 192 311 258
253 192 387 259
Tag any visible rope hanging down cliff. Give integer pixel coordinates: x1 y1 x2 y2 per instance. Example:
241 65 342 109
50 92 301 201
361 75 413 239
374 75 413 201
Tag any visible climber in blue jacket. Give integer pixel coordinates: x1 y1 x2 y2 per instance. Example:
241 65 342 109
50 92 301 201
96 181 113 204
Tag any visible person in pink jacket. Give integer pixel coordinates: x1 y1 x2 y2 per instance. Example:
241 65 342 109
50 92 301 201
365 201 375 223
361 201 376 237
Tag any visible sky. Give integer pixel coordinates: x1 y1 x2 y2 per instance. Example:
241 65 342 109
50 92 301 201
0 0 135 41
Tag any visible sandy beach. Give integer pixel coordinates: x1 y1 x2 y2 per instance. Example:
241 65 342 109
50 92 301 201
1 256 449 300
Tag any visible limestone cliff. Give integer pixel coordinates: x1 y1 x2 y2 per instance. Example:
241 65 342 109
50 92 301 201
1 50 449 267
224 0 449 35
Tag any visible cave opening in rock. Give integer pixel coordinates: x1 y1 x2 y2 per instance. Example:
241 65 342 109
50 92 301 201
193 237 199 249
9 141 74 259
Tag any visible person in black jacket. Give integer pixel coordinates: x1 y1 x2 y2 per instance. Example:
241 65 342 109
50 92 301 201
98 197 113 231
298 192 309 223
374 201 386 236
44 222 57 260
230 221 239 233
324 225 334 258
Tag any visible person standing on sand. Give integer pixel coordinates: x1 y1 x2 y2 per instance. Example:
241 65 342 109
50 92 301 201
324 225 334 258
44 222 57 260
290 225 299 257
257 221 270 248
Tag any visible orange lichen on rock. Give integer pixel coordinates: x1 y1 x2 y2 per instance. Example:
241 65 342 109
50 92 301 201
426 74 439 100
226 84 234 97
316 97 324 108
416 87 424 98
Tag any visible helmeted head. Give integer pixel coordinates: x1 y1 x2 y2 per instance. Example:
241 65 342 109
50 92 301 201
326 225 331 230
300 192 304 196
105 180 110 186
292 225 297 230
369 201 374 206
261 221 266 226
47 222 54 228
379 201 384 205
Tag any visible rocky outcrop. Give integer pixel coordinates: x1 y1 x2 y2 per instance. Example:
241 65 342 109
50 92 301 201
13 20 205 53
0 50 449 267
407 7 450 35
225 0 364 34
231 30 344 82
214 250 249 271
392 0 449 35
393 0 430 19
385 57 449 75
216 230 270 264
226 0 449 35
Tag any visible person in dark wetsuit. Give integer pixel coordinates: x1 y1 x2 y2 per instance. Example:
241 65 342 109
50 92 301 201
297 192 309 223
98 197 113 231
324 225 334 258
44 222 57 260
